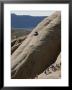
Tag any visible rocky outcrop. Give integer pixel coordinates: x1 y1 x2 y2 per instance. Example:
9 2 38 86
11 11 61 79
11 36 26 54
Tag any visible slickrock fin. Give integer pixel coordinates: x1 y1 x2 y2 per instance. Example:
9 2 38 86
11 11 61 79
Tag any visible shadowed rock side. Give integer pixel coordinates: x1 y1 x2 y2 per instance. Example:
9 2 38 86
36 53 61 79
11 36 27 54
11 11 61 79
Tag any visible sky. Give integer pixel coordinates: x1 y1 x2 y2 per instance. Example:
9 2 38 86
11 10 54 16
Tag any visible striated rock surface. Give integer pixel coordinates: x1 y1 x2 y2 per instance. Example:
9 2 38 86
11 11 61 79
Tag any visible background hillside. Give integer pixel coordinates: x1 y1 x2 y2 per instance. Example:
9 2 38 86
11 29 31 40
11 14 46 29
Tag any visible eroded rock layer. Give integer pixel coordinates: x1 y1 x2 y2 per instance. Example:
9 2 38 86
11 11 61 79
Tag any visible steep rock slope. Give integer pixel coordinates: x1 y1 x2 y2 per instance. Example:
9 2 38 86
11 11 61 79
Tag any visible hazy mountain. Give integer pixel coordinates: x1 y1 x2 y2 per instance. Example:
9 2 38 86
11 14 46 30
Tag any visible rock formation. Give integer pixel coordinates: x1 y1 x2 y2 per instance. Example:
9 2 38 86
11 11 61 79
11 36 26 54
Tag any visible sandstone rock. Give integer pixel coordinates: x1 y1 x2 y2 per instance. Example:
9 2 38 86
11 36 27 54
11 39 17 47
11 43 21 54
11 11 61 79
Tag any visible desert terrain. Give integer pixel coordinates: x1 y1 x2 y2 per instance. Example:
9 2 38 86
11 11 61 79
11 30 61 79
